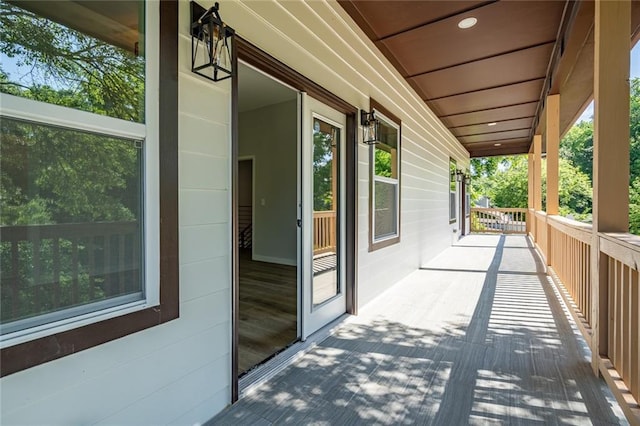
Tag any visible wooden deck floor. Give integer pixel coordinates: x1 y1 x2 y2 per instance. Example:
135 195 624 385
213 235 626 425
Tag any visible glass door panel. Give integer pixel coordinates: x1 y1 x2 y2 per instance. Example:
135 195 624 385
301 95 346 339
312 118 339 306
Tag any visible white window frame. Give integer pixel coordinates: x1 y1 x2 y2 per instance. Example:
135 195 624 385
449 158 457 224
0 2 159 347
371 111 400 244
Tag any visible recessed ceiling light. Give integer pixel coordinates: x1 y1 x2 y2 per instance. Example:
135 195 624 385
494 143 502 146
487 122 497 126
458 17 477 29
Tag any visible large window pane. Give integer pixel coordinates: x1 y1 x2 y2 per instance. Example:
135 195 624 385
0 1 145 122
0 118 144 334
374 180 397 239
312 118 339 306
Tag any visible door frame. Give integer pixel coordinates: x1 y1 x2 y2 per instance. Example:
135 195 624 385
231 37 358 402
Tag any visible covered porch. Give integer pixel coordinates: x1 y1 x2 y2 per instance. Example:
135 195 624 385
210 234 625 425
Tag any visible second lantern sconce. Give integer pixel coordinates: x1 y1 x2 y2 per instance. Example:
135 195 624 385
361 110 380 145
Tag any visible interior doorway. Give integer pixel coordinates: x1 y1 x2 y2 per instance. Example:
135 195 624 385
237 64 299 375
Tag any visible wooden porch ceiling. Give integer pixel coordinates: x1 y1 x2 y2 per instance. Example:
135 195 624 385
339 0 640 158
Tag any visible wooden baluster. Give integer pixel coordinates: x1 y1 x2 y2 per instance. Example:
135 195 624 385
53 238 60 309
12 240 19 318
33 239 41 314
622 264 631 384
104 234 111 297
631 268 639 400
119 233 125 295
88 237 95 300
72 238 79 304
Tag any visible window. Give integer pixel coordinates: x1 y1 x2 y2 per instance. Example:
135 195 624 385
0 0 178 376
449 158 457 223
369 103 400 251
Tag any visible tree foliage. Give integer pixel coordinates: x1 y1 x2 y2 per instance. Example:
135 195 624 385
0 2 144 122
0 2 145 322
0 2 144 226
313 131 334 211
471 78 640 234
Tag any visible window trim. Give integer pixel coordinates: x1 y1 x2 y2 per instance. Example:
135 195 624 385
368 99 401 252
0 0 178 377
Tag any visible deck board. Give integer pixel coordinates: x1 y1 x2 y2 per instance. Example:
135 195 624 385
213 235 627 425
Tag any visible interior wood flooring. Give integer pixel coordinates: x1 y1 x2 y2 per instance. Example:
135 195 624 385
239 250 298 374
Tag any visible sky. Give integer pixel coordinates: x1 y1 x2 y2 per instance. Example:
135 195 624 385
575 42 640 123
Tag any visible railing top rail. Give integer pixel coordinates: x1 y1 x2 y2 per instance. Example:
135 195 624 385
470 207 528 213
313 210 336 217
547 215 592 245
534 210 547 218
599 232 640 270
0 221 139 240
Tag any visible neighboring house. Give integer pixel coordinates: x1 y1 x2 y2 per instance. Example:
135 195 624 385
475 196 491 208
0 0 635 424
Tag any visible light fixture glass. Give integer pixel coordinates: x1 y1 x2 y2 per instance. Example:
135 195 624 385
458 17 477 29
361 110 380 145
487 122 497 126
191 1 235 82
494 143 502 146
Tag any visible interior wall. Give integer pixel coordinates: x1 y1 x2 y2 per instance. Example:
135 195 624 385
239 100 298 265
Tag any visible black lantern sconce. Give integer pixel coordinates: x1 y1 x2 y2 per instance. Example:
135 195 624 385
191 1 235 82
464 173 471 185
361 110 380 145
455 169 465 183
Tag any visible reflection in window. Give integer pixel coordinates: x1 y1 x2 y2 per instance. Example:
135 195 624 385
0 118 144 334
372 113 400 243
0 1 145 122
0 1 148 336
312 118 339 306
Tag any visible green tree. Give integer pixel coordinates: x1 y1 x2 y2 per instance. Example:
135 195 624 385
560 120 593 182
313 131 334 211
0 2 144 122
487 155 529 208
0 3 145 323
474 155 593 222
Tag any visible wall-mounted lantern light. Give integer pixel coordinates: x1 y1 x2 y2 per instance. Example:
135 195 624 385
455 169 465 183
361 110 380 145
191 1 235 82
464 173 471 185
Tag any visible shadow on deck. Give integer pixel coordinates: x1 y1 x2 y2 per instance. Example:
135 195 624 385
209 234 626 425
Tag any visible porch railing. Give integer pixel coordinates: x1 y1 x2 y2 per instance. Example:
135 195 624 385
0 221 140 325
529 213 640 422
313 211 336 255
470 208 527 234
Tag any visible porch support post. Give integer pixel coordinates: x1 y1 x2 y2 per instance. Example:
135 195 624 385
533 134 542 245
546 94 560 216
527 151 534 237
545 94 560 266
591 0 630 375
